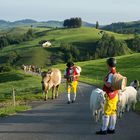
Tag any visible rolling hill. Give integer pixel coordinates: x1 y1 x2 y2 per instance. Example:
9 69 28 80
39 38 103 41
0 25 139 113
0 21 140 115
0 19 95 29
0 27 134 67
0 53 139 103
102 20 140 34
51 53 140 86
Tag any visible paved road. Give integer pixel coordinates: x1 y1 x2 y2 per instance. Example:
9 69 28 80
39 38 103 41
0 83 140 140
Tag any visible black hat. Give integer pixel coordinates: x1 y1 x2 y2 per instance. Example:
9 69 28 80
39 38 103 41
66 62 74 67
107 57 116 67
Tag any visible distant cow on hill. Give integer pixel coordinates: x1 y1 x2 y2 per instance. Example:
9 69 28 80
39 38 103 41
21 64 27 72
41 68 61 100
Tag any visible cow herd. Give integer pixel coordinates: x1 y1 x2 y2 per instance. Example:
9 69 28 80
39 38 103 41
21 64 41 74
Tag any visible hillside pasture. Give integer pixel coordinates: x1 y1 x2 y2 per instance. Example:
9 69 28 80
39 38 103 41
0 27 134 67
52 53 140 87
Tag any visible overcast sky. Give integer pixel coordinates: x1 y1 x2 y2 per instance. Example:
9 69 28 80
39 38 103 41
0 0 139 25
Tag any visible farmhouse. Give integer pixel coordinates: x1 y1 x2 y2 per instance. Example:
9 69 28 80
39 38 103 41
42 41 52 48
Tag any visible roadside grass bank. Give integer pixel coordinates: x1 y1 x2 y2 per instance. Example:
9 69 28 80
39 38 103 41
0 70 65 117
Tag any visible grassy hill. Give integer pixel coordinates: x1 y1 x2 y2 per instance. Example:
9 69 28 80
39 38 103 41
0 27 30 36
0 69 64 116
102 20 140 34
0 26 50 37
0 26 139 116
0 70 41 102
0 19 96 29
1 53 139 102
51 53 140 86
0 53 140 115
0 53 139 102
53 53 140 112
0 70 65 102
0 27 134 67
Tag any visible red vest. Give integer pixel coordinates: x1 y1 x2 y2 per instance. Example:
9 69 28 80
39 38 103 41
66 67 78 81
103 67 117 99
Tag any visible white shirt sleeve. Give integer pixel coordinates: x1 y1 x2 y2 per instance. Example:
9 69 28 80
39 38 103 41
75 67 80 74
107 73 113 83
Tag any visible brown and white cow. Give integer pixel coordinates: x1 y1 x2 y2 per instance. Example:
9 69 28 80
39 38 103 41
41 68 61 100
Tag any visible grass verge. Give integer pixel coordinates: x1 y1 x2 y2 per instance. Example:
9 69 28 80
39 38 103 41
0 105 31 117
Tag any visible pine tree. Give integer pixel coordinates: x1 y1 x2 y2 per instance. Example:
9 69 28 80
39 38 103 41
96 21 99 29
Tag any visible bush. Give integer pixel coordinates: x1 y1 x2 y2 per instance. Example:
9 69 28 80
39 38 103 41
95 33 131 58
0 64 13 73
38 40 48 45
0 36 9 49
0 29 35 49
132 35 140 52
60 43 80 62
7 51 20 65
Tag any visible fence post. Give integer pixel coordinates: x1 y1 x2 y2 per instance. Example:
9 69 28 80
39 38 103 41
12 88 16 107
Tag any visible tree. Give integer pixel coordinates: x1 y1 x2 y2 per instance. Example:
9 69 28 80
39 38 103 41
60 43 80 62
0 36 9 49
132 35 140 52
26 29 34 38
95 34 130 58
7 51 20 65
96 21 99 29
70 45 80 61
63 17 82 28
65 53 73 62
0 63 12 73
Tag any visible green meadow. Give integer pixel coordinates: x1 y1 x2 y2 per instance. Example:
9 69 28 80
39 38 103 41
1 53 139 105
51 53 140 87
0 70 65 116
0 26 139 115
0 27 134 67
0 70 65 102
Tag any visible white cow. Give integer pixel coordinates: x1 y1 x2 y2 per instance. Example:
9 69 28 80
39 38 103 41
21 64 27 72
90 88 105 122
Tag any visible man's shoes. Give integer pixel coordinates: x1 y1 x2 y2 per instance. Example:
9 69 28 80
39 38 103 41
67 101 71 104
96 130 107 135
72 100 75 103
107 129 115 134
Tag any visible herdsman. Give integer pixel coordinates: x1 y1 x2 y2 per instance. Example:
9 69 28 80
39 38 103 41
96 57 118 135
64 62 80 104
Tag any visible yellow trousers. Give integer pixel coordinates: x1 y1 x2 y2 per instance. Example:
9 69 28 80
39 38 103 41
66 81 78 94
104 94 118 116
